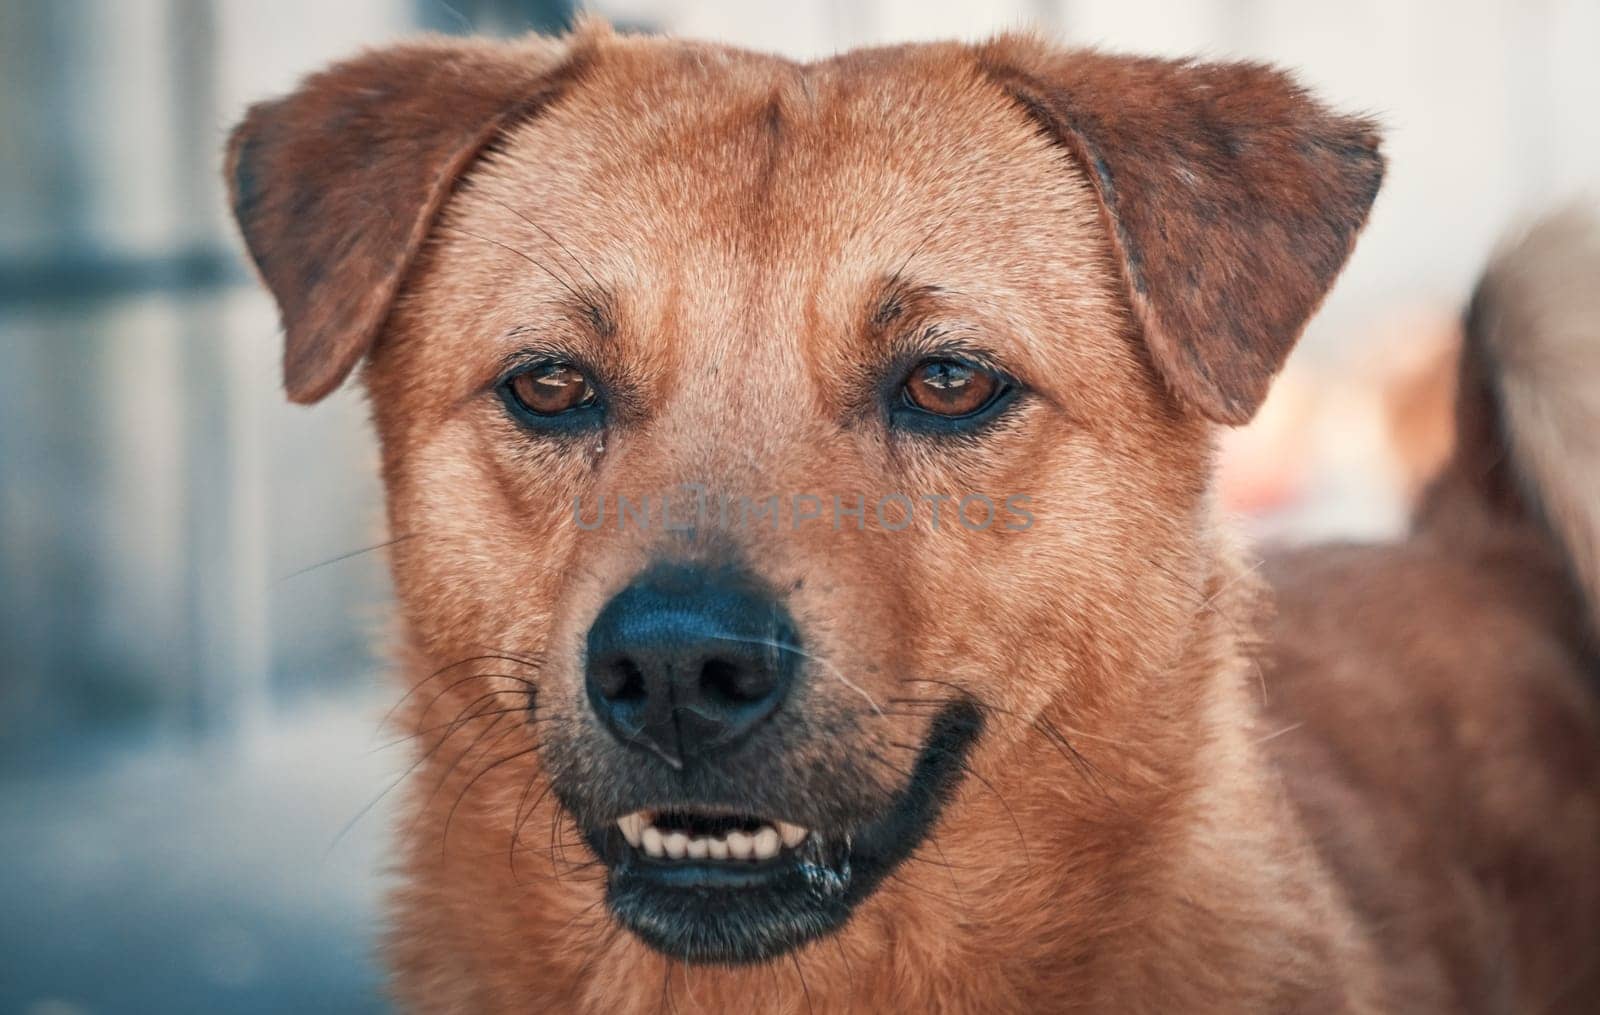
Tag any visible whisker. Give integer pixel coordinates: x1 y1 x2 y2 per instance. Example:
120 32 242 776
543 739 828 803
405 675 536 730
889 678 1116 803
895 675 1133 750
409 683 534 746
830 931 856 1005
886 202 967 292
927 833 972 907
478 193 609 302
426 713 520 829
552 896 612 949
885 867 963 909
372 703 546 754
437 222 588 307
789 952 816 1015
565 918 622 992
329 690 516 854
706 633 884 717
1139 552 1271 704
442 741 541 857
1253 721 1305 745
512 771 559 876
883 736 1030 868
679 956 701 1012
278 532 419 582
379 653 541 736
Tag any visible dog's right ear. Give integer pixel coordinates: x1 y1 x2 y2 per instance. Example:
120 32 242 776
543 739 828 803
225 32 593 403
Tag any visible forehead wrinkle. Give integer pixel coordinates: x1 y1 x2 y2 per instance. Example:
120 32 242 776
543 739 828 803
670 74 816 387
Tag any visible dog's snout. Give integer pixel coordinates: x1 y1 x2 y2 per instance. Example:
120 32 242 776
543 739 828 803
584 564 799 769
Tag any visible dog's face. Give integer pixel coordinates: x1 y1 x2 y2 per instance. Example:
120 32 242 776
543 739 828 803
228 25 1380 970
368 42 1212 962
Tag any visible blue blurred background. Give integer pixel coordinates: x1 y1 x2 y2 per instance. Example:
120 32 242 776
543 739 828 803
1 1 1595 1011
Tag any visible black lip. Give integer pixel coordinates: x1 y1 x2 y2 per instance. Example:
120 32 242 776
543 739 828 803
627 850 798 889
579 699 984 964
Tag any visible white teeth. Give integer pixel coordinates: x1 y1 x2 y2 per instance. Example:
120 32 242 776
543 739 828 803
623 813 812 863
752 827 780 860
641 825 664 858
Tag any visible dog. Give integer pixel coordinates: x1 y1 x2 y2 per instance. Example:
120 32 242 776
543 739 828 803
225 20 1600 1012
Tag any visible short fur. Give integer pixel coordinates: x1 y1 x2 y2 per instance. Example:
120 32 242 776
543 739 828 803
227 20 1600 1013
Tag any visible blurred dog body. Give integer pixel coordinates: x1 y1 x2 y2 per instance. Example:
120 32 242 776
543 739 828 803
226 22 1600 1012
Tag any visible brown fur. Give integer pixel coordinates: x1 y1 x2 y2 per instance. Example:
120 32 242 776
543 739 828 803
227 21 1600 1013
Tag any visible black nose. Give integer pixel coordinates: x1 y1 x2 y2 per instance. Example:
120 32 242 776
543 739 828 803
584 564 800 769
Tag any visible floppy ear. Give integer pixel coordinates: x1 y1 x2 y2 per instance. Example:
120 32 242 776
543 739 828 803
977 38 1384 425
225 33 591 403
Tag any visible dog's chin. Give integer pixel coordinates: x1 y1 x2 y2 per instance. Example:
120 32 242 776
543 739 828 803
576 700 984 964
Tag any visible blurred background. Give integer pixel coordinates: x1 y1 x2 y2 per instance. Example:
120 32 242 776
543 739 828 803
1 0 1596 1011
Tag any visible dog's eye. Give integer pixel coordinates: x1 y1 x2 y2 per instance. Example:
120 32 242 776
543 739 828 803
504 362 597 417
901 358 1005 418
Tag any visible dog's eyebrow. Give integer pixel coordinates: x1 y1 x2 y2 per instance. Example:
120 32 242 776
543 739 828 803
489 294 613 377
578 292 617 340
544 290 617 340
872 276 941 330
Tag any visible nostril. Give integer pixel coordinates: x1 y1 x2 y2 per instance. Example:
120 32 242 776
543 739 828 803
584 564 800 762
700 657 769 706
597 658 647 702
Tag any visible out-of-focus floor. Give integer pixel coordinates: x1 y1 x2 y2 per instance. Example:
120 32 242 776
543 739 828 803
0 691 400 1015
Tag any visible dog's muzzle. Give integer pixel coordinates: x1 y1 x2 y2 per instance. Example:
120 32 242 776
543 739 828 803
570 561 983 964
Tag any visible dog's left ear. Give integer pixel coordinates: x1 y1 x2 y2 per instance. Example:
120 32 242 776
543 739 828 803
978 39 1384 425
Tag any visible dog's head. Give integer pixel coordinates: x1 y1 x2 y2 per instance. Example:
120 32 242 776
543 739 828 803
229 23 1380 968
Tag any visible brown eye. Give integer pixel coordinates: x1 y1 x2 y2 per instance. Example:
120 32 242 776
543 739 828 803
902 358 1003 417
506 363 597 416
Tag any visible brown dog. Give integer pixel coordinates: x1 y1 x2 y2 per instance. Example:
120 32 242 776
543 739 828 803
226 20 1600 1012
